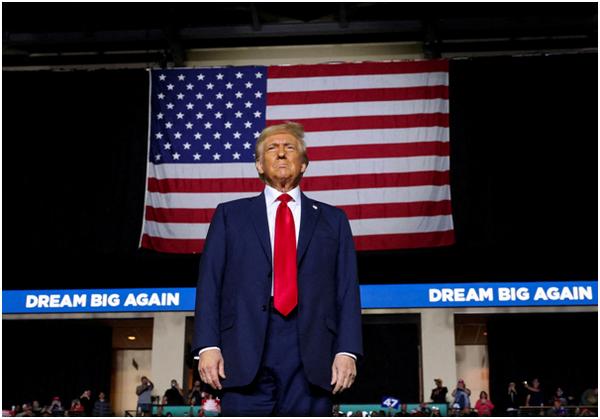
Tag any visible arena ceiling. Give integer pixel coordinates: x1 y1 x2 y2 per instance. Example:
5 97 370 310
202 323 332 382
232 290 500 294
2 3 597 67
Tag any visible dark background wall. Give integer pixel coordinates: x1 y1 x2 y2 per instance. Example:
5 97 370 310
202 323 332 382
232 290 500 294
488 312 598 410
2 320 113 410
2 53 597 290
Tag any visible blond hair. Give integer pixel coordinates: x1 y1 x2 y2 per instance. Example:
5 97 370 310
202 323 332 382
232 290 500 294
254 121 309 165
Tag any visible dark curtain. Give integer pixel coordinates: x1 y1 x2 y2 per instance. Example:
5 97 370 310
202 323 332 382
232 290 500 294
488 312 598 411
335 315 421 404
2 53 597 291
2 320 112 409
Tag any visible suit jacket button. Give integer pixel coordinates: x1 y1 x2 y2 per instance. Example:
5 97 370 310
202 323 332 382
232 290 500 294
261 305 267 312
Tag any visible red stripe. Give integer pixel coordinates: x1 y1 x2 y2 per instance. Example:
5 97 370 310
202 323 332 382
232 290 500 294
142 234 205 254
147 177 263 193
353 230 455 251
308 142 449 161
145 206 216 223
145 199 451 225
339 200 453 220
268 60 449 78
266 114 449 132
303 171 449 191
267 86 449 105
147 171 448 194
141 231 455 253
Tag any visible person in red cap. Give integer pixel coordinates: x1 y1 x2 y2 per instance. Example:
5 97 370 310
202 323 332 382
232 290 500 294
49 396 64 415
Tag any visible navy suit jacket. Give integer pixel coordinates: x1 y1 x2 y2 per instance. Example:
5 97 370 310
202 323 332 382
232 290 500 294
192 191 363 391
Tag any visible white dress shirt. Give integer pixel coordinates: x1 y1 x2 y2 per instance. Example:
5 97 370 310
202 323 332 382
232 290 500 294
200 186 356 361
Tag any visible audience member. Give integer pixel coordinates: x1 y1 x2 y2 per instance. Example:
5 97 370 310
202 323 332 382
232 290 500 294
16 403 33 417
524 378 544 407
79 390 92 416
188 381 203 406
430 378 448 404
68 399 84 416
31 400 43 416
547 399 567 417
163 379 185 406
201 393 220 415
49 397 64 416
451 379 472 413
580 387 597 406
505 382 519 416
474 391 494 416
92 391 112 416
135 376 154 416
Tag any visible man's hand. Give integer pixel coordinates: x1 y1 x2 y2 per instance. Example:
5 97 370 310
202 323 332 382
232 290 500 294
331 354 357 394
198 349 226 390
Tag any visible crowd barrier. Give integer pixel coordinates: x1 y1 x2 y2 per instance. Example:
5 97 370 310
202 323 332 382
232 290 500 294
339 403 448 416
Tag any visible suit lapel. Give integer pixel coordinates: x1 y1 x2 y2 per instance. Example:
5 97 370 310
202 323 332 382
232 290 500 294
297 192 320 265
250 193 272 265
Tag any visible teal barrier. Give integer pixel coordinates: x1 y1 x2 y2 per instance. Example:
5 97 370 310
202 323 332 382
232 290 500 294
150 405 219 416
339 403 447 416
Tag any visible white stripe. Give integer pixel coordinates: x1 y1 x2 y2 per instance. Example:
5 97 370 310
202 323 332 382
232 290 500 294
146 190 257 209
304 128 449 147
144 214 453 240
267 72 448 93
311 156 449 177
349 215 454 236
306 185 451 207
145 185 451 209
145 220 209 240
148 161 258 179
148 156 449 180
267 99 448 120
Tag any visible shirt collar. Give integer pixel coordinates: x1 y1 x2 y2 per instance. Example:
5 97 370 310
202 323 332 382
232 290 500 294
264 184 301 205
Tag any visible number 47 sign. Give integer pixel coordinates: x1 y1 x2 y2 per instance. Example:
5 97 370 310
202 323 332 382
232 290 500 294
381 396 400 410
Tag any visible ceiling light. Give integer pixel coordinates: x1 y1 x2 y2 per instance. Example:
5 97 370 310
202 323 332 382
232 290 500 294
127 336 137 341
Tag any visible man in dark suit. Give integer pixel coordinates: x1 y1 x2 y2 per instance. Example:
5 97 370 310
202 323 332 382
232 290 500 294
193 121 363 416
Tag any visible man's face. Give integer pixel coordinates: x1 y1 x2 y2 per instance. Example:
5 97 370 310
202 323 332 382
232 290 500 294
256 133 307 188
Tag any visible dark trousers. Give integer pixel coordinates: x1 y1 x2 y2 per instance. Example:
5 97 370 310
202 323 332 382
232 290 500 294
221 307 332 416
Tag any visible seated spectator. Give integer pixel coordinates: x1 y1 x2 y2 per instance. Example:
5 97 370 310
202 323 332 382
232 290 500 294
418 402 432 416
16 403 33 417
547 399 567 417
67 399 84 417
201 393 220 415
92 391 112 416
31 401 43 416
49 397 64 416
552 387 569 405
474 391 494 416
580 387 597 406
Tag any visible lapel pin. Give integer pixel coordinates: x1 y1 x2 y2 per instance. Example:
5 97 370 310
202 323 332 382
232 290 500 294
312 204 318 210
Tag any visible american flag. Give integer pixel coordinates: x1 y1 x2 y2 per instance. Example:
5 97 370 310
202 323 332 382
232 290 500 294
141 60 454 253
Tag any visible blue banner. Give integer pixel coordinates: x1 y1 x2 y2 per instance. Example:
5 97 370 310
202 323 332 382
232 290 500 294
2 281 596 314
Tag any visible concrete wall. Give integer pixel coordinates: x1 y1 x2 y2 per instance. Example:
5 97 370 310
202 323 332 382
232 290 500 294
455 345 490 404
111 349 152 416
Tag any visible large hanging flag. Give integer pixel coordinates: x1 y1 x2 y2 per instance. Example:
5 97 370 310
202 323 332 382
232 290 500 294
141 60 453 253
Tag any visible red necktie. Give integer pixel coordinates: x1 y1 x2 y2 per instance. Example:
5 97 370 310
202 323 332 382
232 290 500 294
273 193 298 316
